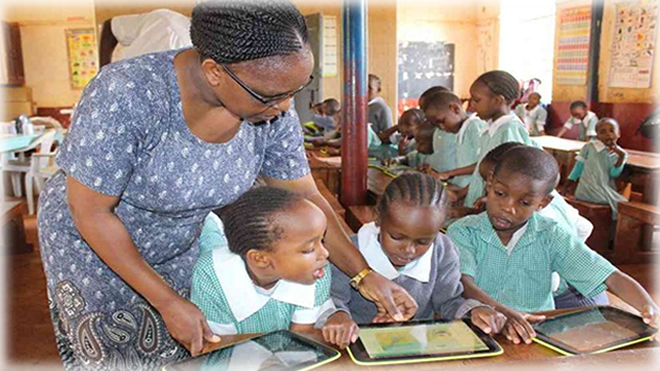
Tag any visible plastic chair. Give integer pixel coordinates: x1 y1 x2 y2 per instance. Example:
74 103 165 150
25 147 59 214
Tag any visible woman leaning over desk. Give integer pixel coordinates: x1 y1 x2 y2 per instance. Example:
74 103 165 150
37 1 416 369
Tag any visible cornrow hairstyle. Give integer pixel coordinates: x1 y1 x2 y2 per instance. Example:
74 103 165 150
191 0 309 64
375 172 446 223
494 146 559 195
474 70 521 104
595 117 621 134
482 142 526 166
323 98 341 115
424 90 462 112
419 85 450 110
369 74 382 92
570 100 588 110
217 186 305 257
399 108 425 126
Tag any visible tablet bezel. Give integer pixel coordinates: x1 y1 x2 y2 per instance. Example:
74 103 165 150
163 330 341 371
532 306 658 356
347 318 503 366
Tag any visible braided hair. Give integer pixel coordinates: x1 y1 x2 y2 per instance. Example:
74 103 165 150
494 146 559 195
376 172 446 223
474 70 521 104
191 0 309 64
217 186 305 257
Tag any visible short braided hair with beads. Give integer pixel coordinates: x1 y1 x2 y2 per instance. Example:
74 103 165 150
191 0 308 64
474 70 521 104
217 186 305 257
375 172 447 223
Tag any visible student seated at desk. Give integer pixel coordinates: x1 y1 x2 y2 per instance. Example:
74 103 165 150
562 118 628 220
423 90 486 188
556 100 598 141
191 187 353 349
382 122 436 169
330 173 506 344
462 70 536 208
308 98 341 134
376 108 426 155
514 92 547 136
447 146 660 345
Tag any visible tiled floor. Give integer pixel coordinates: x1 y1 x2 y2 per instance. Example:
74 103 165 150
5 212 659 368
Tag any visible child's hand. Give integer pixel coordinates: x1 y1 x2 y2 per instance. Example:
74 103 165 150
641 304 660 328
470 307 507 335
398 136 411 155
382 158 398 166
472 196 487 212
501 309 545 345
322 311 359 349
435 170 453 181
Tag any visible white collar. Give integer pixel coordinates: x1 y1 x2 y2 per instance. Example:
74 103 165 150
505 222 529 254
482 113 520 137
573 111 596 124
524 104 540 116
368 96 385 105
357 222 434 283
211 245 316 322
592 139 607 152
457 113 477 145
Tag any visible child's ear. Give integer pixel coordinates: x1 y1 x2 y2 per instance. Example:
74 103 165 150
537 194 554 211
245 249 272 269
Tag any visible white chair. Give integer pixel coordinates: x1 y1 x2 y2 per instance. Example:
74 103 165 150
25 148 59 214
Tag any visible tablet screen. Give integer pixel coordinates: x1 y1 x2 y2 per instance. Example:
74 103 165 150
165 331 338 371
533 307 657 354
359 321 489 359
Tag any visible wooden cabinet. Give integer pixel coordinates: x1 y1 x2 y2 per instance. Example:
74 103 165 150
1 21 25 86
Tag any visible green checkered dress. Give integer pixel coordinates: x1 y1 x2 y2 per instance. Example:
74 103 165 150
447 212 616 312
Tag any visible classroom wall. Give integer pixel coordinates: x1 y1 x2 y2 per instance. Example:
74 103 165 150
397 0 478 100
549 0 657 151
368 0 398 116
4 0 97 108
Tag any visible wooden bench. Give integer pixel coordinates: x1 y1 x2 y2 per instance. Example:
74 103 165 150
613 201 660 264
565 196 613 256
314 179 345 218
346 205 376 233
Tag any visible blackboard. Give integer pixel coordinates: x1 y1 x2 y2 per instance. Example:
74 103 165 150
398 42 455 100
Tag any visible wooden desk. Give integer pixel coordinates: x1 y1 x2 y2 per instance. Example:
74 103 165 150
307 152 342 195
200 309 658 370
534 136 585 184
367 167 394 201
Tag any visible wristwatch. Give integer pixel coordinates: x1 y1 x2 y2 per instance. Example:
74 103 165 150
350 268 373 289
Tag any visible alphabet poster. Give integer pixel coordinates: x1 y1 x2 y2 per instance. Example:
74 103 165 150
66 28 98 89
609 0 658 88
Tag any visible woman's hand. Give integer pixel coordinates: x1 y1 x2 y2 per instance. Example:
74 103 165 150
322 311 360 349
500 308 545 345
157 295 221 356
358 272 418 322
470 307 507 335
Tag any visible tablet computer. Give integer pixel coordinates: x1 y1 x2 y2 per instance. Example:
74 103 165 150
532 306 658 356
347 319 503 366
163 330 341 371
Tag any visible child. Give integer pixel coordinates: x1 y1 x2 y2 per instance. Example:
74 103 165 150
423 90 487 188
514 92 547 136
191 187 355 348
447 146 659 345
556 100 598 141
310 98 341 134
377 108 425 155
382 123 435 169
562 118 628 219
331 173 506 336
368 74 394 135
463 70 536 208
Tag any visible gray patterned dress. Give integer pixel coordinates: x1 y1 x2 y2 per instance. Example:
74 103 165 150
37 49 310 370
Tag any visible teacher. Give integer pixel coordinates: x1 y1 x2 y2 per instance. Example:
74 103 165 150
37 1 416 369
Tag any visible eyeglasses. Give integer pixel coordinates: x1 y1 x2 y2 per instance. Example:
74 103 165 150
220 63 314 106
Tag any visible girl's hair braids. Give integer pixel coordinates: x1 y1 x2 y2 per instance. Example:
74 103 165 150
475 70 521 104
217 186 304 257
375 172 446 223
191 0 308 64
